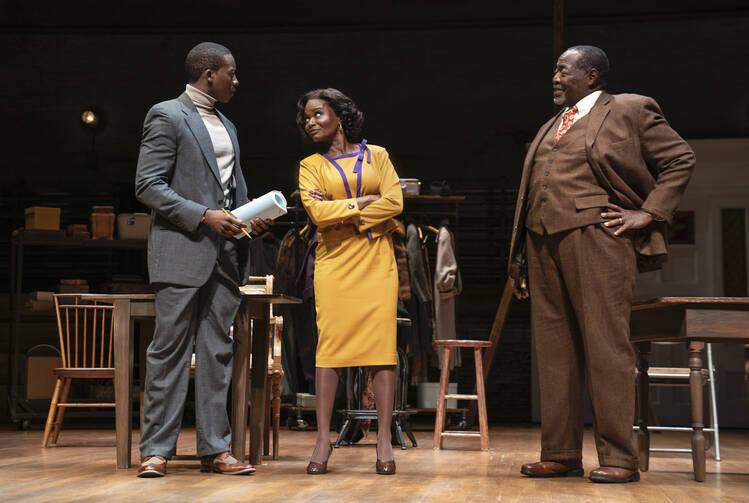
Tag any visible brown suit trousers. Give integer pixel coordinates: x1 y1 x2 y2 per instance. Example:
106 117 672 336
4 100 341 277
527 224 638 469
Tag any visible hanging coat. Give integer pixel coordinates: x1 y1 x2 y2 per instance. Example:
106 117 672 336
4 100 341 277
433 226 462 370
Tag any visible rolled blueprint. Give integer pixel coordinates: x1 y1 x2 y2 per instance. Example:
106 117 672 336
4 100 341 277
231 190 287 238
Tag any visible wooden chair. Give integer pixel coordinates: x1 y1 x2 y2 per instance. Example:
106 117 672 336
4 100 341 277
246 275 284 460
433 339 491 450
43 294 115 447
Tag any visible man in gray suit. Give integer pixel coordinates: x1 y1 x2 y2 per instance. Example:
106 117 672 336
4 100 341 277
135 42 267 477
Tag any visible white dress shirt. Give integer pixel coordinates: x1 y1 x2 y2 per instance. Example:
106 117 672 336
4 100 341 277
556 90 602 133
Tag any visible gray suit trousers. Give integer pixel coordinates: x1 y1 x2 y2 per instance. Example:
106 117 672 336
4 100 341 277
140 239 241 459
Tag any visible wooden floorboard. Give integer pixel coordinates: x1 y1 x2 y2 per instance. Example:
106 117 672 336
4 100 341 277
1 425 747 502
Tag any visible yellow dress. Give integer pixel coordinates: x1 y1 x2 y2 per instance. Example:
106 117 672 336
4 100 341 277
299 143 403 367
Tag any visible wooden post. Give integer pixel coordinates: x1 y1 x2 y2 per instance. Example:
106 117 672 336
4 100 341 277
745 344 749 401
636 342 651 472
552 0 565 114
469 279 513 424
689 341 706 482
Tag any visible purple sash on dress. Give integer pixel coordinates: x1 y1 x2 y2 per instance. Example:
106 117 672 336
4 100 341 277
323 140 374 240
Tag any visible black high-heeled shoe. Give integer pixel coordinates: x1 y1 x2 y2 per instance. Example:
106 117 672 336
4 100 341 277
306 443 333 475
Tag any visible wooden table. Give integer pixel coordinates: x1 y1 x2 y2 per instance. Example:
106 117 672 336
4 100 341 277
630 297 749 482
83 292 300 469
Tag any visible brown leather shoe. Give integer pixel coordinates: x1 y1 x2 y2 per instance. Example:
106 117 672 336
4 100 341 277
306 444 333 475
137 456 166 478
200 452 255 475
520 461 584 478
376 458 396 475
589 466 640 483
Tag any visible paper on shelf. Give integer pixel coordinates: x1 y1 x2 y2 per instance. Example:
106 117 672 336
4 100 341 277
231 190 287 238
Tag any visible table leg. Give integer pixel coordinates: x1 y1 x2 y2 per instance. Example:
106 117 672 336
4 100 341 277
114 299 134 469
249 305 269 466
689 341 706 482
272 372 281 460
230 301 251 462
636 342 651 472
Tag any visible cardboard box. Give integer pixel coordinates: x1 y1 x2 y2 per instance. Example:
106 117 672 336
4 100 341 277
26 356 62 400
91 212 115 239
116 213 149 240
25 206 61 230
417 382 457 409
296 393 316 408
399 178 421 195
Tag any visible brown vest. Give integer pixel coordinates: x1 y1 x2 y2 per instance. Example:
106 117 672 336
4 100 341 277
525 114 610 235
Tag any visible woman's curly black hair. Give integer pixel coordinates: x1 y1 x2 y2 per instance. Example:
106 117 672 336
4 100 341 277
296 88 365 143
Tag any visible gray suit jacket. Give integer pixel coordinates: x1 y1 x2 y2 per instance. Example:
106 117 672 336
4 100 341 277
135 92 251 287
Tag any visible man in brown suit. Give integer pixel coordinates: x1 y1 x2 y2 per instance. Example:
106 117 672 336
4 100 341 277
508 45 694 483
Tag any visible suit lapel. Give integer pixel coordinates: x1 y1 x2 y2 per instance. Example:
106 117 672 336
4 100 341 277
585 91 612 150
584 91 618 197
178 93 222 187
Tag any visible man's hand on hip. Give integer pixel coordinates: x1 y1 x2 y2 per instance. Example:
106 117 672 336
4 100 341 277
601 203 654 236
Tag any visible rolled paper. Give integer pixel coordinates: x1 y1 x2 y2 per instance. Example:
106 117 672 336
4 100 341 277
231 190 287 238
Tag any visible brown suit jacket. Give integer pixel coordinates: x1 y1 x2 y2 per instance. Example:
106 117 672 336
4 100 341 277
508 91 695 277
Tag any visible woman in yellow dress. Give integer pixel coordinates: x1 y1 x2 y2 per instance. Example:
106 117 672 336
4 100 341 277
297 88 403 475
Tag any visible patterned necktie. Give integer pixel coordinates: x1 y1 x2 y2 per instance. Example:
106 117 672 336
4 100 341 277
554 105 578 143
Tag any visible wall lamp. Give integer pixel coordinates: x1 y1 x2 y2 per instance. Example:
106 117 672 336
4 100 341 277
81 107 101 129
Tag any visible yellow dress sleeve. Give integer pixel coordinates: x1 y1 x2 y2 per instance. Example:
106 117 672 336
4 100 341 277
299 158 361 228
356 149 404 232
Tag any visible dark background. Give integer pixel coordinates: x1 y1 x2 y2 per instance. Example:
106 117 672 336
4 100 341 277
1 1 748 425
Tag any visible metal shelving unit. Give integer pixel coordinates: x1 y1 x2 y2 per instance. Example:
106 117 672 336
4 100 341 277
7 229 147 426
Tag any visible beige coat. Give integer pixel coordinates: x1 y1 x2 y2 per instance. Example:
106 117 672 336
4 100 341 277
434 226 462 369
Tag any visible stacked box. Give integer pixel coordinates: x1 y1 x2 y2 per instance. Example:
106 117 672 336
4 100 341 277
25 206 61 230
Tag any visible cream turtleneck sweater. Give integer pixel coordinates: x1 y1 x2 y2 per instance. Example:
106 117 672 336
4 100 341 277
185 84 235 191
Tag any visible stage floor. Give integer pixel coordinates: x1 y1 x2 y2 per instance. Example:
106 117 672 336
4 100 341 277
2 425 747 502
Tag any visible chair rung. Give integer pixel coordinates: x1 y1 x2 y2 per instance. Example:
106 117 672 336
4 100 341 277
57 403 115 408
637 368 709 379
441 431 481 438
634 426 716 433
444 394 478 400
648 367 690 375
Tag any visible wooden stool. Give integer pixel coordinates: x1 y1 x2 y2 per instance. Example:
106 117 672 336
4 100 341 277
433 339 491 450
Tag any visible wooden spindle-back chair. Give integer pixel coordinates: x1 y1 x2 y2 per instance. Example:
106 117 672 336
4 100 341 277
42 294 116 447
